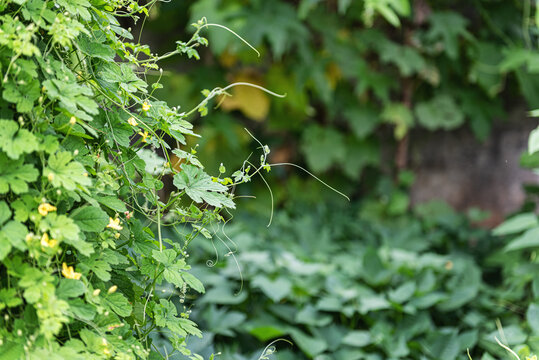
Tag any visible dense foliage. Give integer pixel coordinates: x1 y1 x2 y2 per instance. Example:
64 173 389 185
179 180 537 360
138 1 539 359
0 1 267 358
144 0 539 188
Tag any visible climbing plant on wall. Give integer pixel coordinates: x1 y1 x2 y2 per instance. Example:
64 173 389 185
0 0 272 358
143 0 538 191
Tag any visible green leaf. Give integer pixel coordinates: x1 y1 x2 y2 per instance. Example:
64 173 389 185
154 299 202 337
0 220 27 260
493 213 538 236
182 272 205 293
43 78 98 119
0 120 38 159
504 227 539 252
67 298 96 321
290 329 328 358
0 288 22 310
295 304 332 327
415 95 464 130
78 34 116 61
200 284 248 305
527 303 539 335
343 107 380 140
152 249 178 266
388 281 416 304
529 125 539 154
173 164 234 208
202 306 246 336
300 125 346 172
362 248 391 286
45 151 92 191
358 295 391 314
80 253 113 281
40 214 93 256
70 206 108 232
342 331 372 347
0 153 39 194
0 201 11 225
57 0 91 20
381 103 414 139
102 292 132 317
252 275 292 302
57 279 86 299
95 195 127 212
426 11 469 59
2 76 40 113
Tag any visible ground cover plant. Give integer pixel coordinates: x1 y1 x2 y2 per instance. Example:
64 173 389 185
179 176 539 360
0 0 275 358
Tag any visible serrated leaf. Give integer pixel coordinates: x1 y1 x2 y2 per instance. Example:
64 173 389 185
415 95 464 130
2 76 40 113
57 279 86 299
300 125 346 172
0 154 38 194
102 292 132 317
67 298 96 321
154 299 201 337
173 164 234 208
78 34 115 61
0 120 38 159
426 11 469 59
182 272 205 293
45 151 92 191
0 288 22 310
152 249 178 266
70 206 108 232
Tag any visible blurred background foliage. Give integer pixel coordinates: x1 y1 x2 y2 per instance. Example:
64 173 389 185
142 0 539 202
140 0 539 359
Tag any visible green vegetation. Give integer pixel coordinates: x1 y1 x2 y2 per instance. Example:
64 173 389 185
181 182 534 359
144 0 539 186
3 0 539 360
0 1 265 358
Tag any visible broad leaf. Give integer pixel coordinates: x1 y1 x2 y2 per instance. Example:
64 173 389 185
173 164 234 208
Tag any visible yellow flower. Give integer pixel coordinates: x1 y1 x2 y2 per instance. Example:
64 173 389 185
69 116 77 125
108 285 117 294
40 233 58 248
47 172 55 181
106 217 123 231
38 202 57 216
138 130 149 143
127 117 138 126
62 262 82 280
142 102 151 111
527 356 538 360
